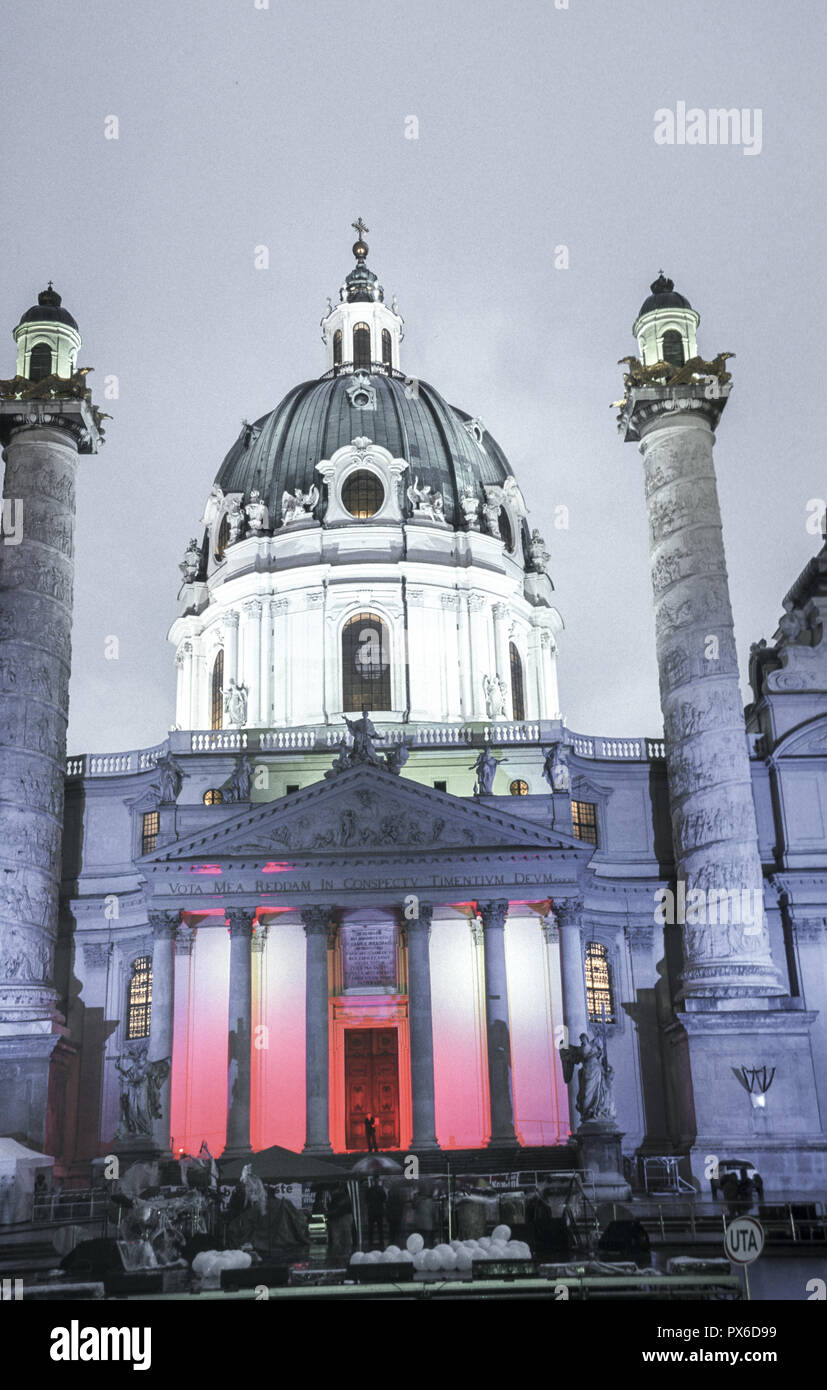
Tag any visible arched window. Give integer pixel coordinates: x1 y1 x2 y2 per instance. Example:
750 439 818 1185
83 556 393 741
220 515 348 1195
29 342 52 382
342 469 384 518
333 329 343 368
498 508 514 552
381 328 392 369
203 788 224 805
141 810 159 855
211 650 224 731
126 956 152 1039
215 513 231 561
353 323 371 370
661 330 685 367
342 611 391 711
510 642 525 721
585 941 616 1024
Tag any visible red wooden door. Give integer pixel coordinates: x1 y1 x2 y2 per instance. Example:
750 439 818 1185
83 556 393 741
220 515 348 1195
345 1028 400 1150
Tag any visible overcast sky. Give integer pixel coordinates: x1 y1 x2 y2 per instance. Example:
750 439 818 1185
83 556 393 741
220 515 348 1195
2 0 825 755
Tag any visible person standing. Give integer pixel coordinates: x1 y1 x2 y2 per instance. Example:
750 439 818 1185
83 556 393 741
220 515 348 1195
364 1112 379 1153
366 1180 387 1249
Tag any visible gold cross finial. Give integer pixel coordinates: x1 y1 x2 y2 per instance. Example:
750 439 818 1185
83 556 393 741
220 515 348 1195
352 217 369 241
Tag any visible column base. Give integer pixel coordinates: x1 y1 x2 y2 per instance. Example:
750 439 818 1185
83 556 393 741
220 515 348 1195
222 1146 254 1165
303 1143 334 1156
410 1139 442 1154
486 1135 520 1150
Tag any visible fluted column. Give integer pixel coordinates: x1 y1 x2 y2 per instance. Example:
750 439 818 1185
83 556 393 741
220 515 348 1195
147 909 178 1155
272 598 290 724
478 899 518 1147
468 593 489 719
260 599 273 728
301 906 334 1153
492 603 512 717
404 904 440 1151
225 907 255 1158
456 595 473 718
241 600 261 726
181 640 195 729
539 630 558 719
223 609 239 691
622 387 781 998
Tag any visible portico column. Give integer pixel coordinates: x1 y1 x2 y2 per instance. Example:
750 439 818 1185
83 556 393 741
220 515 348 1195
554 897 588 1132
555 896 588 1040
225 906 255 1159
272 599 290 724
478 899 518 1147
301 906 334 1153
404 904 440 1152
468 593 489 719
147 909 178 1156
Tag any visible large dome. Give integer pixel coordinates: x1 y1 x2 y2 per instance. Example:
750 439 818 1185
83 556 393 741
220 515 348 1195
212 368 515 533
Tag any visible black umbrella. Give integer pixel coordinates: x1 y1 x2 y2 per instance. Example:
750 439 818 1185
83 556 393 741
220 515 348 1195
219 1145 352 1183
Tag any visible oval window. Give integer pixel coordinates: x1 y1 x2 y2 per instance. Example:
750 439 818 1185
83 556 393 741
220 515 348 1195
342 470 385 518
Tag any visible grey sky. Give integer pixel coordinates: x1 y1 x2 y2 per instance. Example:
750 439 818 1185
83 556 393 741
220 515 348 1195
1 0 825 755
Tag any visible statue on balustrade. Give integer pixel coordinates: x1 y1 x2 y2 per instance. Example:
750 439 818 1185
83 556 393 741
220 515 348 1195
221 754 253 802
482 672 507 719
223 678 248 728
542 743 569 792
472 747 500 796
154 751 183 803
559 1032 616 1125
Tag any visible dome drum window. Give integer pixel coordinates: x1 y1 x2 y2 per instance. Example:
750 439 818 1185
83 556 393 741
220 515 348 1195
341 611 392 712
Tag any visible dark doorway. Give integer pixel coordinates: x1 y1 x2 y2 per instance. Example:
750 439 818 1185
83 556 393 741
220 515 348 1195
345 1028 400 1150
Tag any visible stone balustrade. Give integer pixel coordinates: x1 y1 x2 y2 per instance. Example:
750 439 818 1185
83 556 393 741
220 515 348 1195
66 723 669 777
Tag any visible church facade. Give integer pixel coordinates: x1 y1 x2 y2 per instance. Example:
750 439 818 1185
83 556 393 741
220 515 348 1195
1 236 826 1193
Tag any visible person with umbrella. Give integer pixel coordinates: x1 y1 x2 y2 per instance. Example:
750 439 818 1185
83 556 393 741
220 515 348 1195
366 1179 387 1248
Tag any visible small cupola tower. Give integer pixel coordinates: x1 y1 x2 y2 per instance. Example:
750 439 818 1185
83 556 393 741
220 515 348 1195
321 220 404 374
13 284 81 381
633 272 699 368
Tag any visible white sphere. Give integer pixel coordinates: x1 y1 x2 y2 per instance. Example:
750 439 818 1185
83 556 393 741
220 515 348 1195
384 1245 401 1258
440 1248 458 1270
450 1239 462 1251
382 1249 400 1262
492 1224 511 1243
406 1233 424 1255
398 1249 414 1263
424 1249 442 1271
350 1251 365 1264
456 1249 473 1271
413 1250 428 1270
478 1236 492 1250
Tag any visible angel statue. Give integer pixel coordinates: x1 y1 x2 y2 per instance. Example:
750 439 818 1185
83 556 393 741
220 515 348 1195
406 477 445 522
344 709 383 766
559 1032 616 1125
225 495 246 544
281 484 319 525
114 1047 170 1137
244 489 269 534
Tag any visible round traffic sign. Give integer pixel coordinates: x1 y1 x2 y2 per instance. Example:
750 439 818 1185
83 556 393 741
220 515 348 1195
724 1215 765 1264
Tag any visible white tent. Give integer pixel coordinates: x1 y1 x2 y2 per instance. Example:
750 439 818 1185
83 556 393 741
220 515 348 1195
0 1137 54 1224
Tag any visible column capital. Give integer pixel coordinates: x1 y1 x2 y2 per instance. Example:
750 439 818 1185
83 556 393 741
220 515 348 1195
552 896 583 929
301 905 336 937
226 906 256 937
492 602 508 622
401 902 433 933
540 915 559 945
148 909 180 939
251 923 269 954
478 898 509 931
243 598 262 617
174 924 196 956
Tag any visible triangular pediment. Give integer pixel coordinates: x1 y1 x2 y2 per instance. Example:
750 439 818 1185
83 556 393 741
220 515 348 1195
142 764 585 863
